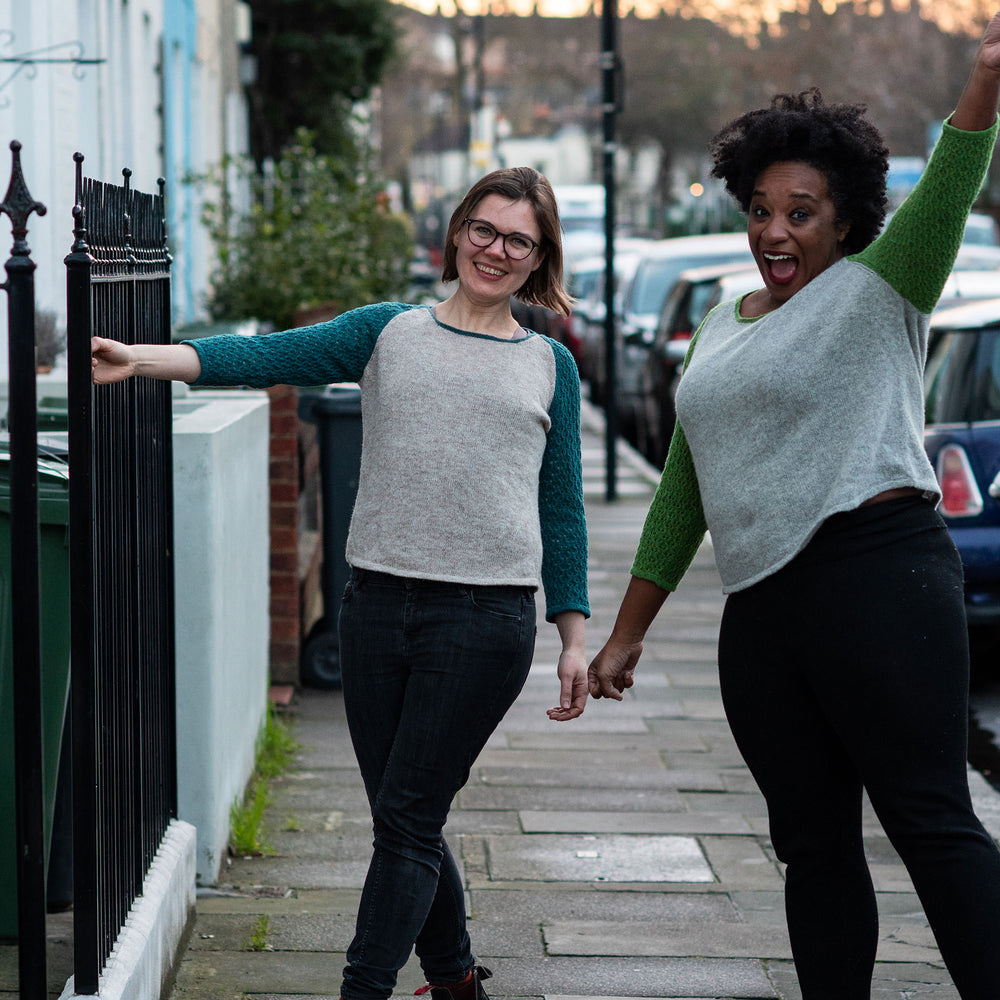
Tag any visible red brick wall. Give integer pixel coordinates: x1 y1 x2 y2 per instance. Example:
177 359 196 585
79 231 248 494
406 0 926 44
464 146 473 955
266 385 321 684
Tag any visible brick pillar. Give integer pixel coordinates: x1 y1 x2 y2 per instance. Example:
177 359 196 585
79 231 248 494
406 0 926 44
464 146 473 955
267 384 302 683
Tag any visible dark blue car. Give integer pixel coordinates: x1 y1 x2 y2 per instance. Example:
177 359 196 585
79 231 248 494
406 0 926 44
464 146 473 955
924 297 1000 663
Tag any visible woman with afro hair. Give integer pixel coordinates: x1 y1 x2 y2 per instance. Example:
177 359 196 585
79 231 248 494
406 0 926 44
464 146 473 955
590 12 1000 999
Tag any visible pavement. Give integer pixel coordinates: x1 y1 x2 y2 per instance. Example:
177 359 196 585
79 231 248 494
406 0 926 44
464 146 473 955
166 399 1000 1000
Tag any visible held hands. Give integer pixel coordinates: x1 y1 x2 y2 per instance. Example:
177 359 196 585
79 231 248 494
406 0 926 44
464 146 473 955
91 336 136 384
587 637 642 701
547 647 589 721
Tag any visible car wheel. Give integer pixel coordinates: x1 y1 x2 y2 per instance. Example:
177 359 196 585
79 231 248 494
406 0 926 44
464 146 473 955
300 624 343 689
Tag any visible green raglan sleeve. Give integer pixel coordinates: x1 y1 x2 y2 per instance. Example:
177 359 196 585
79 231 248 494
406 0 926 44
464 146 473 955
538 338 590 621
853 117 998 313
630 417 707 592
630 327 708 592
185 301 415 388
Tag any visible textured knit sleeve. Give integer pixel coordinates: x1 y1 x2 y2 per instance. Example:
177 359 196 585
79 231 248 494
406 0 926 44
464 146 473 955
538 338 590 621
630 418 707 592
185 302 414 388
853 118 998 313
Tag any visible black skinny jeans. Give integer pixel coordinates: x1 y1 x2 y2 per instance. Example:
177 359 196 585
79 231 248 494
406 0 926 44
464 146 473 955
718 498 1000 999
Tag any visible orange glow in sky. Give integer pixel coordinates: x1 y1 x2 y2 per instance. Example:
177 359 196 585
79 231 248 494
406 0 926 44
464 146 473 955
396 0 986 36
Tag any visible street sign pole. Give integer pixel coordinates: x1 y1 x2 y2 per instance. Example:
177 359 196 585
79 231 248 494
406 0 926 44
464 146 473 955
601 0 620 502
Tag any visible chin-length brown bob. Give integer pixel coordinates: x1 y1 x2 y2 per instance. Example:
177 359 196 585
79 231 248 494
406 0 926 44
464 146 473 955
441 166 573 317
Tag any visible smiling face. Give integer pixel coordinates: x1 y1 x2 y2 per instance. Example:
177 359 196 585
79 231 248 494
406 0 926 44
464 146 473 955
746 160 850 312
453 194 545 307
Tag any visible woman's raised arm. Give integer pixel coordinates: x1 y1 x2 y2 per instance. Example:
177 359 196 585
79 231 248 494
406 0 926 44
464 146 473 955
952 12 1000 132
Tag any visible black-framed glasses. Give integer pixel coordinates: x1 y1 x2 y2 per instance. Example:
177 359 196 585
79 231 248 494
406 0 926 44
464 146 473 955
463 218 541 260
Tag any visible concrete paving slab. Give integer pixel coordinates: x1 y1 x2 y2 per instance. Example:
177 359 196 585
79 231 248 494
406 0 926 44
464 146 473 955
727 891 785 925
482 956 776 999
504 730 708 752
698 836 785 892
187 911 353 952
467 889 737 924
458 786 686 813
517 811 752 836
488 710 651 734
642 641 719 663
765 958 961 1000
674 694 727 720
486 834 714 883
171 950 425 998
195 887 361 915
475 749 667 771
544 919 945 964
544 995 752 1000
679 792 767 814
222 858 371 889
476 768 726 792
442 810 524 835
542 920 793 959
261 828 375 860
0 937 74 996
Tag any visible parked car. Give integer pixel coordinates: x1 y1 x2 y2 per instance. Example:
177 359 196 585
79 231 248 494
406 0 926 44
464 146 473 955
565 255 605 379
636 262 760 466
923 296 1000 667
936 269 1000 310
509 297 578 359
576 241 650 398
613 233 754 442
962 211 1000 247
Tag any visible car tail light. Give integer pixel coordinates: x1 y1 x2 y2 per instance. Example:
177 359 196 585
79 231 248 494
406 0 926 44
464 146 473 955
936 444 984 517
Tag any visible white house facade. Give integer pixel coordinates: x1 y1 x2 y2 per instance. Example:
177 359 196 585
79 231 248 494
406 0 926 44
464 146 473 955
0 0 251 374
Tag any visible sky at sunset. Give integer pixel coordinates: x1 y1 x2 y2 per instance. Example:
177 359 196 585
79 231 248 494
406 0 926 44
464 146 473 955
397 0 991 37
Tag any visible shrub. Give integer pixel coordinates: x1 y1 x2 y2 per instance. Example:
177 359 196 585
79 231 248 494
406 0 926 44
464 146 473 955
197 128 414 331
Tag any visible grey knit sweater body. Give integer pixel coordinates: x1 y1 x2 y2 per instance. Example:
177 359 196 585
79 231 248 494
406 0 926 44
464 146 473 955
187 303 590 620
676 257 936 591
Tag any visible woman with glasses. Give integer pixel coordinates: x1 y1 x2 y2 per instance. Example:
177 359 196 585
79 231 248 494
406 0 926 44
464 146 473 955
91 167 590 1000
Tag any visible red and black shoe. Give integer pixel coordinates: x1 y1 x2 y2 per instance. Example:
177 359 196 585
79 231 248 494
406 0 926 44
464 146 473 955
415 965 493 1000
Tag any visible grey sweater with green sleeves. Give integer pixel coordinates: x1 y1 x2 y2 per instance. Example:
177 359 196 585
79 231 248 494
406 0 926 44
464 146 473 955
185 304 589 621
632 117 999 594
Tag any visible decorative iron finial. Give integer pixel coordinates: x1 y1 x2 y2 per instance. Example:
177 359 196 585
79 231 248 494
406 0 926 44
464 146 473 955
157 176 173 264
70 151 89 254
0 140 47 257
122 166 135 267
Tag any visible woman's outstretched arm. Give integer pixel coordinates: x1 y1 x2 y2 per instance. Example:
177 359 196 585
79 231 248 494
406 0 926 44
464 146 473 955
91 337 202 385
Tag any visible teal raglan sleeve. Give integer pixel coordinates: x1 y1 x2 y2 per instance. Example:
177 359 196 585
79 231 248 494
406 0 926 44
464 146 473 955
853 118 999 313
184 302 416 388
538 338 590 622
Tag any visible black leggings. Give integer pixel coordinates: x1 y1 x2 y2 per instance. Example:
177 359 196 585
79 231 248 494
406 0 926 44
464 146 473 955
719 498 1000 999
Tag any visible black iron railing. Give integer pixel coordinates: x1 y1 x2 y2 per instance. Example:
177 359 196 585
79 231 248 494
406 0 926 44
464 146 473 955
1 139 50 1000
66 155 177 994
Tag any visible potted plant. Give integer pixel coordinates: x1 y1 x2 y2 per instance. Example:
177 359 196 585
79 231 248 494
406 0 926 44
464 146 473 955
35 310 65 373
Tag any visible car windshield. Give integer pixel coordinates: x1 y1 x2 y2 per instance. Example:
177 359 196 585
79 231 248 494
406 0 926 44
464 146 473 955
628 253 742 317
925 327 1000 423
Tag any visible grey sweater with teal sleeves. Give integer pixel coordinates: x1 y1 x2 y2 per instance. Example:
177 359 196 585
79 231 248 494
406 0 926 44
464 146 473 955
631 117 998 594
185 303 590 621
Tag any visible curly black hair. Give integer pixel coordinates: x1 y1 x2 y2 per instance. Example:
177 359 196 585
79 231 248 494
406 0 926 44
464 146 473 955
709 88 889 255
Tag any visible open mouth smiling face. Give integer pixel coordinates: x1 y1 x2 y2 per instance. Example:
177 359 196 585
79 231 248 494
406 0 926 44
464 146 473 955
747 161 850 311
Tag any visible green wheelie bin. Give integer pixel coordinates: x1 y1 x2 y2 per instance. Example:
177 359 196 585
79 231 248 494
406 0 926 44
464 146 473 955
0 444 72 940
